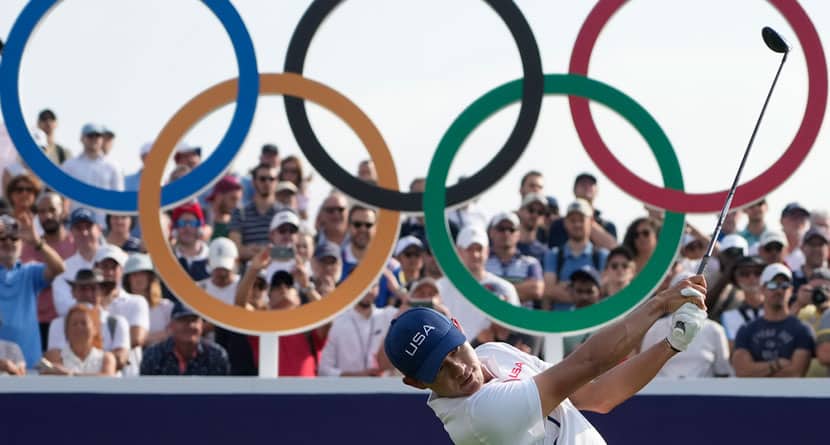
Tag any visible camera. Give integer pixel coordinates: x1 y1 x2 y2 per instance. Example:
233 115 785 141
811 285 829 306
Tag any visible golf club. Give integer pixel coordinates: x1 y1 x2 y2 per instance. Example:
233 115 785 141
673 27 789 337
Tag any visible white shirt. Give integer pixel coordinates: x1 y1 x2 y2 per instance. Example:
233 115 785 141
428 342 606 445
62 152 124 225
48 309 130 353
107 289 150 330
198 276 240 306
52 252 97 316
149 298 175 334
720 305 764 341
437 272 521 340
318 306 398 376
787 248 806 272
641 317 733 378
61 347 106 374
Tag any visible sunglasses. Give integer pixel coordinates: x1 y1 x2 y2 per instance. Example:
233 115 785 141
351 221 374 230
0 235 19 243
402 250 423 258
736 269 762 278
257 176 277 182
762 243 783 252
525 207 546 216
494 226 517 233
277 226 298 235
764 281 792 291
175 220 202 229
12 187 35 194
323 206 345 214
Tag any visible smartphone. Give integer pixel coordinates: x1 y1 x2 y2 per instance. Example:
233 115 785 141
270 245 295 261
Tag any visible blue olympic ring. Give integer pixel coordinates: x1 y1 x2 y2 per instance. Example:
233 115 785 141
0 0 259 213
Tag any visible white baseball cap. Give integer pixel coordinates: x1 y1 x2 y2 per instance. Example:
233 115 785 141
124 253 154 275
456 225 489 249
394 235 424 257
139 142 154 157
207 237 238 272
270 210 300 231
565 198 593 217
759 230 788 248
275 181 298 194
719 234 748 255
489 211 519 228
760 262 792 284
95 244 128 267
521 193 547 208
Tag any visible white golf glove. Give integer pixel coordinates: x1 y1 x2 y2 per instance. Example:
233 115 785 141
666 301 707 352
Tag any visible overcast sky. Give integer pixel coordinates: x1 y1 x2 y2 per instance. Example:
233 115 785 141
2 0 829 235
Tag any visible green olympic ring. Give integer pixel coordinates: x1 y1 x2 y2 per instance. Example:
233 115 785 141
424 73 685 334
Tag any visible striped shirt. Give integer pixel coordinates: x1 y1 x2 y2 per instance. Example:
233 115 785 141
229 201 283 246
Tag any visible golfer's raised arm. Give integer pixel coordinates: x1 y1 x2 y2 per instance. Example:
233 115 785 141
533 275 707 416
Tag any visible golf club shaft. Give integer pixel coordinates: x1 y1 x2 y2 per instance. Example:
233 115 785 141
696 52 788 276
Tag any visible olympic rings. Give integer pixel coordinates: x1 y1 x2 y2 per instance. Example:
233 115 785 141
569 0 827 213
138 73 399 335
424 74 686 334
283 0 544 213
0 0 260 213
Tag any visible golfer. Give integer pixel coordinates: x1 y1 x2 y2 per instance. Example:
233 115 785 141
384 275 709 444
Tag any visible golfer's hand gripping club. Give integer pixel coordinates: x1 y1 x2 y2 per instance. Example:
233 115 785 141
668 293 708 352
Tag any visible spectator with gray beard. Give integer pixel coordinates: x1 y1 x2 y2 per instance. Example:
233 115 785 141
733 263 815 377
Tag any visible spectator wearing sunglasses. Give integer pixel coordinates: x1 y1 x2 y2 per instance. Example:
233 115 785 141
229 163 281 262
516 193 549 264
621 217 660 274
719 256 766 348
732 263 815 377
169 203 210 292
314 192 350 248
486 212 543 309
756 230 787 265
0 213 65 369
341 206 398 307
387 236 425 300
601 246 635 298
792 227 829 293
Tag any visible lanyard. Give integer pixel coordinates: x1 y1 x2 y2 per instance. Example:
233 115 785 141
349 312 375 369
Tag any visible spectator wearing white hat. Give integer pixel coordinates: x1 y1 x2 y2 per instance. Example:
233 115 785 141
486 211 543 307
261 209 301 279
122 253 172 346
61 123 123 226
546 173 617 250
390 235 426 293
810 209 830 232
318 283 398 377
543 199 609 311
516 193 549 264
705 234 750 319
275 181 299 212
95 244 149 376
756 230 787 264
198 238 240 306
780 202 811 271
437 225 520 341
641 272 733 378
732 263 815 377
738 198 769 250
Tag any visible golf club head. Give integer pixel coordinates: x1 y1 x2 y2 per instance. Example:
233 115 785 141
762 26 789 53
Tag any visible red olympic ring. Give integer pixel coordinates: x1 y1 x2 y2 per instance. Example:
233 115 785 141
569 0 827 213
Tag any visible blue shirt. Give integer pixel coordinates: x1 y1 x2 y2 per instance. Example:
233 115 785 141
0 262 48 368
543 242 608 282
485 252 543 285
341 260 397 308
734 316 815 362
546 210 617 249
517 240 547 264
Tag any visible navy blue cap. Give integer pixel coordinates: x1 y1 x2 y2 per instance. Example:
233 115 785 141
570 265 601 286
781 202 809 218
314 241 341 260
171 304 198 320
384 308 467 384
574 172 597 186
546 195 559 210
69 208 97 227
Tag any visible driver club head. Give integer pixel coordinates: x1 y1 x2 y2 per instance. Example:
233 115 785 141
762 26 789 54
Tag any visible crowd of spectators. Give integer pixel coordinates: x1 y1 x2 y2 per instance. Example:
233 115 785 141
0 109 828 380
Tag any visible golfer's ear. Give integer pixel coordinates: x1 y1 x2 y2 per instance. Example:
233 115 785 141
403 376 427 390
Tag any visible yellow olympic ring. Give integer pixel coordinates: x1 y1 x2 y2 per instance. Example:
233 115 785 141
138 73 400 334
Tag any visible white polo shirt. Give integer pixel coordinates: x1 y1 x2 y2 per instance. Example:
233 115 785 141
107 289 150 330
428 342 606 445
437 273 520 341
198 276 240 306
318 306 398 376
641 316 733 378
